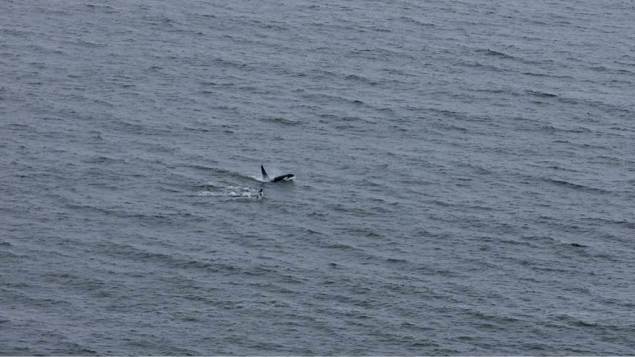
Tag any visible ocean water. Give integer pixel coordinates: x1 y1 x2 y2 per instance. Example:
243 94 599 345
1 0 634 354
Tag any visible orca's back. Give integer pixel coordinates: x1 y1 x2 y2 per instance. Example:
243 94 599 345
271 174 295 182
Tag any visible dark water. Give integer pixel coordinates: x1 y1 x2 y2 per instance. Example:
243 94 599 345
2 0 634 354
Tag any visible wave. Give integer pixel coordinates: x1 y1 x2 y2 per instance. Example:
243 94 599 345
478 48 517 60
526 89 558 98
542 177 610 194
259 116 301 126
97 241 239 273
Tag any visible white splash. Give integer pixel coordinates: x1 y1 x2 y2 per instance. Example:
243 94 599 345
197 185 263 200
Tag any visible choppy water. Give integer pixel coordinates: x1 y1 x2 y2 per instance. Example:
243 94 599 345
1 0 634 354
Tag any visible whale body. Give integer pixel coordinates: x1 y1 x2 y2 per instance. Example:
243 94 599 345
261 165 294 182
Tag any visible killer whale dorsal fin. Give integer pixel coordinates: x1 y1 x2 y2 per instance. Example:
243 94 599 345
261 165 269 180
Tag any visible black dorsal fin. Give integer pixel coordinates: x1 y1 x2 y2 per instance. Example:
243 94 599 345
260 165 269 180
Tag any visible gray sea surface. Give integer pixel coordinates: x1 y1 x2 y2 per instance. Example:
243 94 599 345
1 0 634 355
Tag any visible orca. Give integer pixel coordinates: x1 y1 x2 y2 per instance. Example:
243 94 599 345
261 165 294 182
